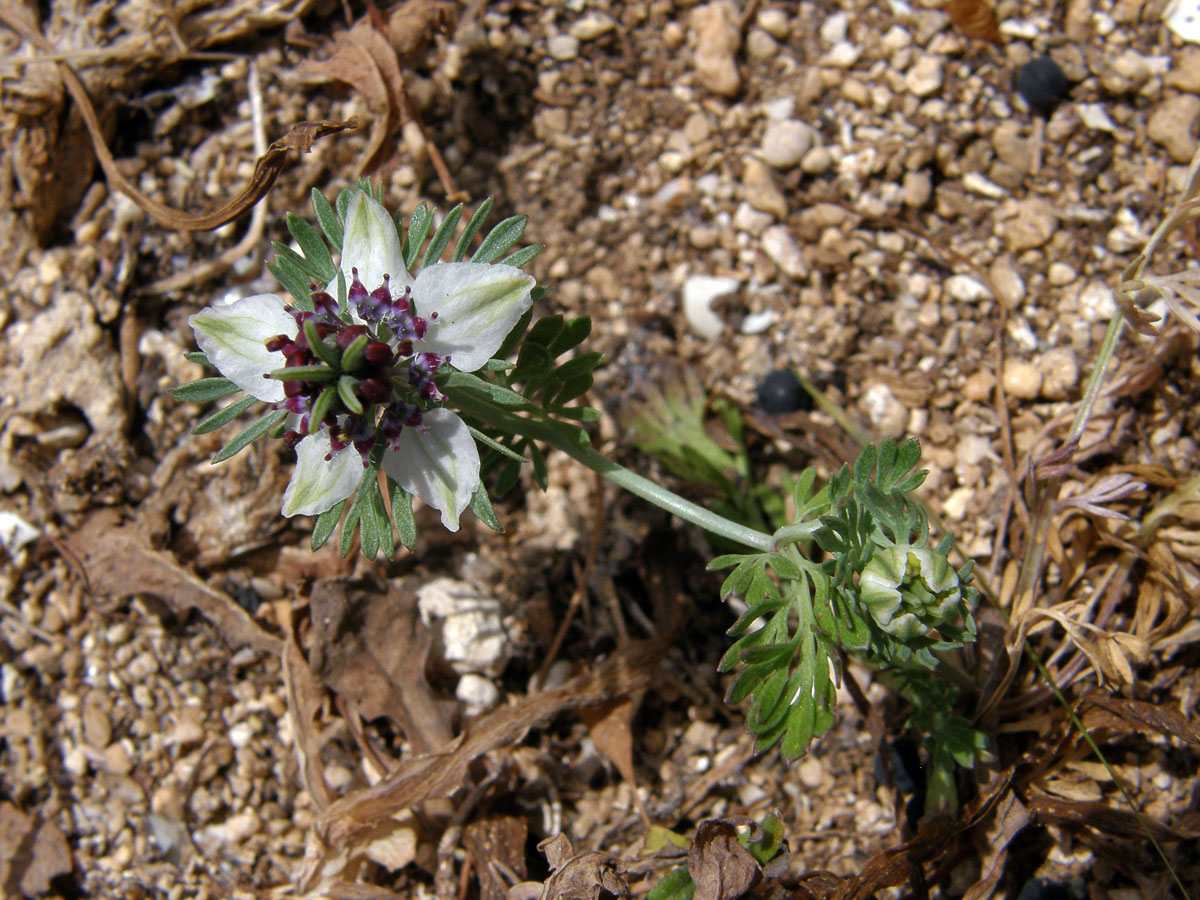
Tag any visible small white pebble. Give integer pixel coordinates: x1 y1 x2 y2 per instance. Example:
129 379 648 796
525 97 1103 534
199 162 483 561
682 274 740 340
1038 348 1080 400
456 673 499 715
943 274 991 303
546 33 580 61
1078 280 1117 322
1002 361 1042 400
942 486 973 521
757 7 790 39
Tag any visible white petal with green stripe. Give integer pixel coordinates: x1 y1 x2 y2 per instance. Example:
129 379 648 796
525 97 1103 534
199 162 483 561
189 293 295 403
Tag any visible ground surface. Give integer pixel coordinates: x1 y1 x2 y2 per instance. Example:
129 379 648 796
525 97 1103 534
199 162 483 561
2 1 1200 898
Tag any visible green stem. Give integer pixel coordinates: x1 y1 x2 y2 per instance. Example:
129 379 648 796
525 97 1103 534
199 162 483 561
449 390 774 553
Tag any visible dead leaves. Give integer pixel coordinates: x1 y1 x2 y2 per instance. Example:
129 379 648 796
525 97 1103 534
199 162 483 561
297 636 668 893
687 820 762 900
1 0 355 233
945 0 1003 43
309 578 452 754
0 802 74 897
298 0 458 178
68 509 281 654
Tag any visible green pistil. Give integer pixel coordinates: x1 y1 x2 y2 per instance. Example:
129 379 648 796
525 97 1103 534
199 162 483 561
272 364 337 382
310 385 337 427
304 320 341 368
340 333 370 372
337 376 364 414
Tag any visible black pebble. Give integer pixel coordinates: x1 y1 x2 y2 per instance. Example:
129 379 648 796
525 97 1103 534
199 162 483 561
756 369 811 414
1017 56 1071 115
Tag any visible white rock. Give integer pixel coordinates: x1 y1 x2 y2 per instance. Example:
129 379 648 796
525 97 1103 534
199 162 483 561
761 225 806 279
732 201 774 235
1002 361 1042 400
570 13 615 41
905 55 944 98
1038 347 1080 399
944 274 992 303
821 41 860 67
962 172 1007 199
1077 102 1117 132
741 309 779 334
942 486 974 521
1107 207 1149 253
547 34 580 61
1006 316 1040 352
956 434 992 466
456 673 500 715
757 7 791 39
0 512 39 558
417 577 509 675
682 274 740 340
1078 280 1117 322
746 28 779 59
761 119 816 169
860 384 907 437
762 97 795 120
820 11 848 44
989 259 1026 308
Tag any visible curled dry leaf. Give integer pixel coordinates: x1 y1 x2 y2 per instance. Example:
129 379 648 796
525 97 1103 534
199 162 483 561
0 802 74 897
1080 694 1200 744
687 820 761 900
464 816 529 900
536 834 627 900
308 578 452 755
0 5 356 231
945 0 1003 44
298 0 458 175
68 509 282 654
298 636 668 893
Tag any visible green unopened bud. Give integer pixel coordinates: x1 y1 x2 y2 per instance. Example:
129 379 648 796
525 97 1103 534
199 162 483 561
340 333 370 372
303 319 341 368
858 544 963 641
337 375 364 414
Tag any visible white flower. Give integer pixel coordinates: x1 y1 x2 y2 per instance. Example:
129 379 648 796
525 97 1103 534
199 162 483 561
189 191 535 531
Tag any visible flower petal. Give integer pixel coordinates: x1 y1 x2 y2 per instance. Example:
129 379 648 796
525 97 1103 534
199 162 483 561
281 430 364 517
339 191 410 297
413 262 535 371
381 407 479 532
190 294 296 403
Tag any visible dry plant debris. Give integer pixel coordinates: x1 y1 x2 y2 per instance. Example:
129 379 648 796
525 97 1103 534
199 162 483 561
1 0 1199 898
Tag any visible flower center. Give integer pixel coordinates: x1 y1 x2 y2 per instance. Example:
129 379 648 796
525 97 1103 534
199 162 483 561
263 273 450 465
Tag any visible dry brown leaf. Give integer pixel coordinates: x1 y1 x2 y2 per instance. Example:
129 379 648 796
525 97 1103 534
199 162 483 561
300 636 667 892
536 834 627 900
299 0 457 175
309 578 452 754
465 817 529 900
300 20 405 175
1080 694 1200 744
945 0 1003 42
576 697 637 788
284 632 334 811
384 0 459 64
68 509 281 654
960 791 1031 900
0 802 74 897
687 820 761 900
0 4 356 232
1026 791 1200 842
